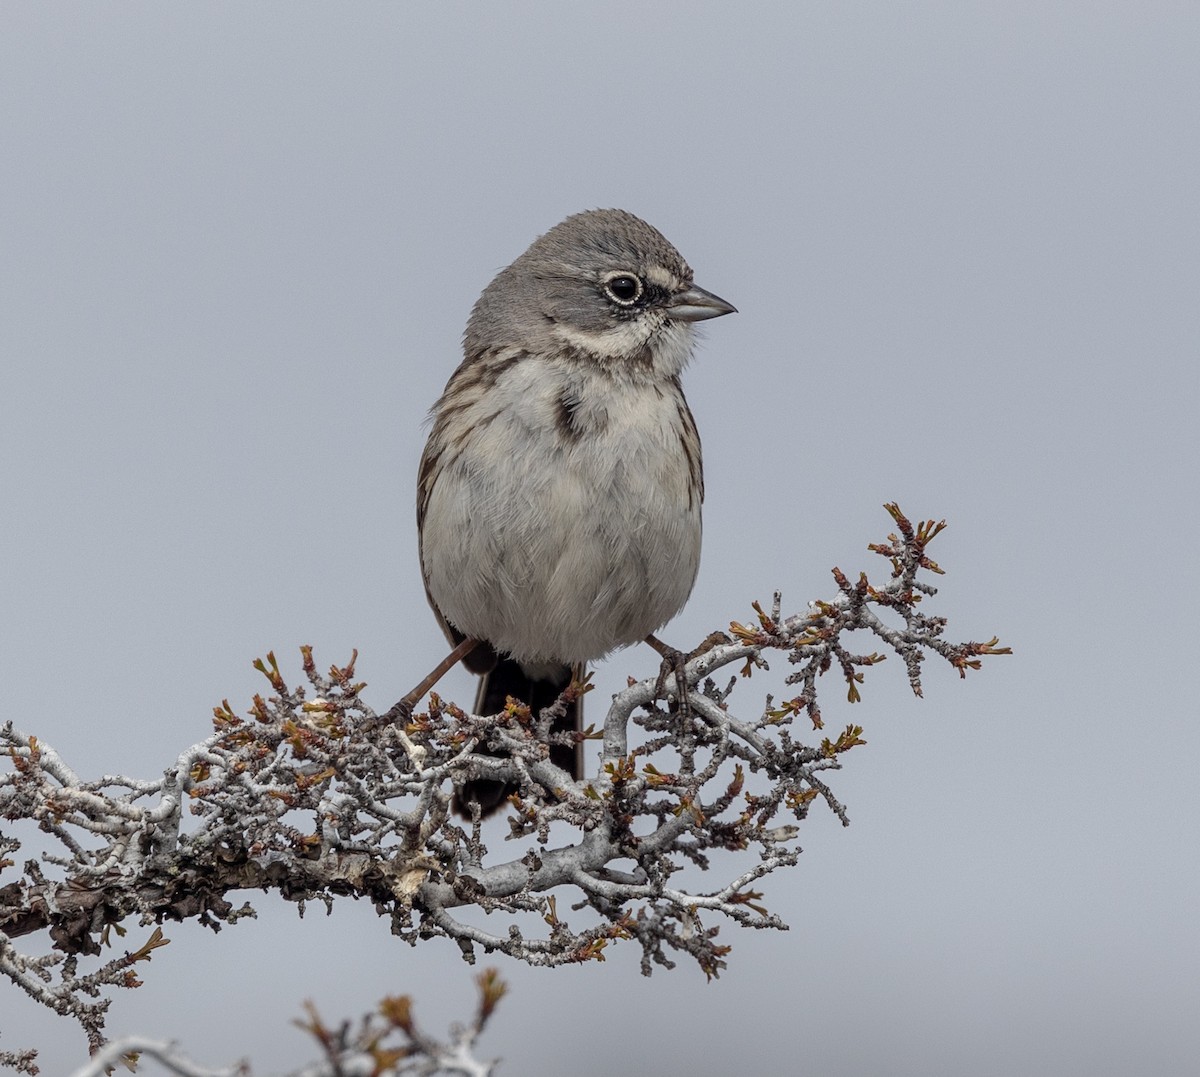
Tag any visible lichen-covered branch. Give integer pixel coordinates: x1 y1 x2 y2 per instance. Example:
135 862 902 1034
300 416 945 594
58 968 506 1076
0 505 1009 1062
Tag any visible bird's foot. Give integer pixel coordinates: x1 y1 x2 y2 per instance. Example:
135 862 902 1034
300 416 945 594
382 697 414 724
646 634 692 715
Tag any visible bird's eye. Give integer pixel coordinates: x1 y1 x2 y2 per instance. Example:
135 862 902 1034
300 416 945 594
603 273 644 306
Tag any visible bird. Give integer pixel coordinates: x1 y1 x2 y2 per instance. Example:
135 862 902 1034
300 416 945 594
409 208 735 816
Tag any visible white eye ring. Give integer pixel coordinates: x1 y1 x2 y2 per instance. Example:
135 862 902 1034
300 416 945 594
602 272 644 306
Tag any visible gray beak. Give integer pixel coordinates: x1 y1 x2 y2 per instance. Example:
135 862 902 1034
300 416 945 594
668 284 738 322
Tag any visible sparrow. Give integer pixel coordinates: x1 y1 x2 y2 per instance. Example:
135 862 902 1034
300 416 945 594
411 208 735 815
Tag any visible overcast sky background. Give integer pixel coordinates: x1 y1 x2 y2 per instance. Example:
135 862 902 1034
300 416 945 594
2 5 1197 1075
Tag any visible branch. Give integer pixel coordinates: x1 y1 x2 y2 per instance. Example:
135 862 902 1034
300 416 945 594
0 504 1009 1059
57 969 507 1076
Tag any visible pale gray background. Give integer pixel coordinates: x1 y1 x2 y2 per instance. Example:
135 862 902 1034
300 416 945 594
2 4 1197 1075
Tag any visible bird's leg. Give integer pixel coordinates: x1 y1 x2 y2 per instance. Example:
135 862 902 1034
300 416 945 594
645 633 691 715
384 637 480 723
564 662 589 779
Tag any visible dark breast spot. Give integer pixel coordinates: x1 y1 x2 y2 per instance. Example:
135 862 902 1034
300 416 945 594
556 392 586 442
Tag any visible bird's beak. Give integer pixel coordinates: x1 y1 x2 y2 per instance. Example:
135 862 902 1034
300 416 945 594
668 284 738 322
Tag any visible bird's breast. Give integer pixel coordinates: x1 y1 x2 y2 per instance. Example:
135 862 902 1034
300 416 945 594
421 357 702 665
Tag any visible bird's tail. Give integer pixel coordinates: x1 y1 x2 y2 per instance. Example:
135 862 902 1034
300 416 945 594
453 658 582 818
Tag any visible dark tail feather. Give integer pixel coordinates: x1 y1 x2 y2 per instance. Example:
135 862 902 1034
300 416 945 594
453 657 581 818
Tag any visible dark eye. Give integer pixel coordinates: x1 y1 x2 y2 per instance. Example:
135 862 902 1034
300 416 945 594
603 273 644 306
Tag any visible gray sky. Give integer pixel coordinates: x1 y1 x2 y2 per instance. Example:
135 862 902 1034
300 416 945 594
2 5 1197 1075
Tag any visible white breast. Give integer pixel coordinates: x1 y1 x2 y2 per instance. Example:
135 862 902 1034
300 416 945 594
421 356 702 665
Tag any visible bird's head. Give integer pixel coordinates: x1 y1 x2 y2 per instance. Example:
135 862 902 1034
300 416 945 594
465 208 736 377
